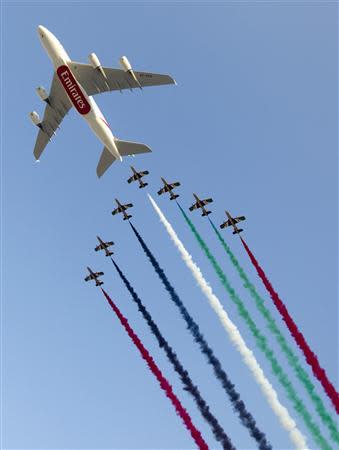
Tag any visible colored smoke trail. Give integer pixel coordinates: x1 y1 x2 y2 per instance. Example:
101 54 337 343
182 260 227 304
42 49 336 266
177 203 331 450
240 237 339 415
146 196 307 450
129 223 273 450
112 259 235 450
101 289 209 450
210 220 339 443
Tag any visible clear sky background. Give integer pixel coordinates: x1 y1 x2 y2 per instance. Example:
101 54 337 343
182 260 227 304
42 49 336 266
2 1 337 449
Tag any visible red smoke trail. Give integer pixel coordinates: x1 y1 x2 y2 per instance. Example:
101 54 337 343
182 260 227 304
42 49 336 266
240 238 339 414
101 289 209 450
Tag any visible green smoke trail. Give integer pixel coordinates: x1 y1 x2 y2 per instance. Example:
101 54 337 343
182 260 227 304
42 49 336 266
177 204 332 450
209 220 339 444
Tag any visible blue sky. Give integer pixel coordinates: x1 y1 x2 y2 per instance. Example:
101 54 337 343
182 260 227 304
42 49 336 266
2 1 337 449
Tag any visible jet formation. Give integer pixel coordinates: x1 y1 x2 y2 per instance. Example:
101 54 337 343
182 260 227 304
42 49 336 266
88 174 246 284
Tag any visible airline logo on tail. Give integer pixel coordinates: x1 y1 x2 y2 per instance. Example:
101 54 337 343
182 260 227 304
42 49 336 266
57 65 91 114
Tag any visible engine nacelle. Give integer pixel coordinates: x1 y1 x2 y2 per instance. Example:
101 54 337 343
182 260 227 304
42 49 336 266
119 56 142 89
88 52 108 82
88 52 101 69
29 111 42 128
36 86 49 102
119 56 132 72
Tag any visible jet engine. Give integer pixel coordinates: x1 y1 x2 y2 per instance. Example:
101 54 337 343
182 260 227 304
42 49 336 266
119 56 142 89
36 86 50 103
119 56 132 72
88 52 107 79
29 111 42 129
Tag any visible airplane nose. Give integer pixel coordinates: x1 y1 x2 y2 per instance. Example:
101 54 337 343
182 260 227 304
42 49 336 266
37 25 47 37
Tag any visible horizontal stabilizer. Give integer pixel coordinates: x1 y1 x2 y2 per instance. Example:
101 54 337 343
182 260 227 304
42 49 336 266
97 147 116 178
115 139 152 157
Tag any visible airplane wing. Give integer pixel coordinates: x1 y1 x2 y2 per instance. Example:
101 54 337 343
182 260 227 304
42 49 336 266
33 74 73 160
157 187 166 195
140 170 149 176
202 198 213 205
95 244 104 251
123 203 133 210
221 220 232 228
127 175 136 183
95 271 104 277
171 182 180 188
234 216 246 223
68 62 176 96
112 207 120 216
84 274 93 281
189 203 199 211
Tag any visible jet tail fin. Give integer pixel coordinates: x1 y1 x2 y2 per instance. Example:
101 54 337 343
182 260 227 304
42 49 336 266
233 228 243 234
115 139 152 157
97 147 116 178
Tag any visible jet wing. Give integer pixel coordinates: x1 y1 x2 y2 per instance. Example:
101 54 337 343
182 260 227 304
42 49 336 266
171 182 180 188
222 216 246 228
189 203 199 211
112 207 120 216
123 203 133 210
95 271 104 277
158 187 166 195
33 74 73 160
127 175 136 184
84 275 92 281
234 216 246 223
140 170 149 176
202 198 213 205
68 62 176 96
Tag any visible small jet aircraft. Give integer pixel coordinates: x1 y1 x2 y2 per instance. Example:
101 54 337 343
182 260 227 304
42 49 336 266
157 177 181 200
112 199 133 220
30 26 176 177
189 193 213 216
95 236 114 256
84 267 104 286
220 211 246 234
127 166 149 188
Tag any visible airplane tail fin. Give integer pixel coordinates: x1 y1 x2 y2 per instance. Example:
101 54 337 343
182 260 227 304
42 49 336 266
97 147 116 178
202 210 212 217
170 193 179 200
115 139 152 158
123 215 132 221
139 182 148 189
233 228 243 234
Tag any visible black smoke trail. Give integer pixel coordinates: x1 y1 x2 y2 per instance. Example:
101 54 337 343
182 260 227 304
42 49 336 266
129 222 272 450
112 259 235 450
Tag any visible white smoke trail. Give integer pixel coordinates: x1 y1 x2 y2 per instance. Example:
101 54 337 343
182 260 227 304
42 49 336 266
148 194 308 450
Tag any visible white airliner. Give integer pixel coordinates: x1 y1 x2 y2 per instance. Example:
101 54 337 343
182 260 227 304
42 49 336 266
30 26 176 177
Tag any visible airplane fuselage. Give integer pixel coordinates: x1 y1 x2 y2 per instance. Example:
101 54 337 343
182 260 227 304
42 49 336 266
38 26 122 161
226 211 240 233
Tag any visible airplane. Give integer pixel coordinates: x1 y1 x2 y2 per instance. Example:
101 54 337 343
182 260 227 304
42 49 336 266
95 236 114 257
84 267 104 286
112 198 133 220
189 193 213 216
157 177 181 200
127 166 149 188
220 211 246 234
30 26 176 177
